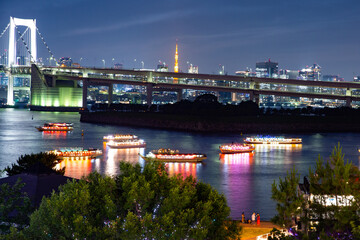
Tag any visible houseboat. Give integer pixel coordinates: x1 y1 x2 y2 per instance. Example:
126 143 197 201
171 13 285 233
139 149 206 163
219 143 255 154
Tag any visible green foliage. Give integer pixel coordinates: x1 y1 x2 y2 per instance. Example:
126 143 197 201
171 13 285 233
308 143 360 235
114 161 240 239
21 162 240 239
4 152 65 176
24 172 116 240
271 143 360 239
271 167 303 229
0 178 32 234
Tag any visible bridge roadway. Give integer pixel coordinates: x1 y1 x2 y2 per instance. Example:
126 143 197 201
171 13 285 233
15 64 360 108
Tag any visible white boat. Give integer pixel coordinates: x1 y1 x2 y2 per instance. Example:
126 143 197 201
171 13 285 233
244 136 302 144
47 147 102 160
103 134 138 141
139 149 206 163
107 139 146 149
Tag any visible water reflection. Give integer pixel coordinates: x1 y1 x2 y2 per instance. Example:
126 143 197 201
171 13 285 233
57 158 100 179
220 152 254 220
220 152 254 165
166 162 199 178
253 144 302 165
104 147 145 177
253 144 302 152
41 131 71 139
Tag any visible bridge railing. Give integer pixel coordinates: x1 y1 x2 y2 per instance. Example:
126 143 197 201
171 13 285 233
41 66 360 100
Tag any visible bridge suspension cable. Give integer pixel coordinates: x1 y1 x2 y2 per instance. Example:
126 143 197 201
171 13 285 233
0 23 10 39
15 26 35 62
36 27 58 66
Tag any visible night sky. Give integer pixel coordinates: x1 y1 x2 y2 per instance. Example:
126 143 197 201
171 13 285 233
1 0 360 80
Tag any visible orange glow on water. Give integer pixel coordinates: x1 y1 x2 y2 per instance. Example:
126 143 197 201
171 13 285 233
166 162 198 179
57 158 94 179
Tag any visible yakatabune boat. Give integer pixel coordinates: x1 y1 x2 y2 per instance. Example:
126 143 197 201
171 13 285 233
219 143 255 154
139 149 206 163
36 123 74 131
107 139 146 149
47 147 102 160
103 134 138 141
244 136 302 144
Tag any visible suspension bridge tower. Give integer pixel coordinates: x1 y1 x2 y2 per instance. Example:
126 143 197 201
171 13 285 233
8 17 37 66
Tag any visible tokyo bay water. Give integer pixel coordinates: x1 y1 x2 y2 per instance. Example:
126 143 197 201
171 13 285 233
1 108 359 221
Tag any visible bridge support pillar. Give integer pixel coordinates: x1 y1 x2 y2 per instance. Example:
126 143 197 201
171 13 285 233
7 75 14 105
82 80 88 110
108 84 113 107
249 91 259 105
254 94 259 105
146 84 153 109
177 89 183 102
346 97 351 107
147 72 153 82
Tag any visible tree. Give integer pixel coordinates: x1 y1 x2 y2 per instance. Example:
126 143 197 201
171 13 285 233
308 143 360 238
4 152 64 176
0 179 32 234
271 167 304 229
113 161 240 240
21 162 241 239
271 144 360 239
24 172 117 240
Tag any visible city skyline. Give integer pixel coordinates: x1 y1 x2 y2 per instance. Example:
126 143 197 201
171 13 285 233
1 0 360 80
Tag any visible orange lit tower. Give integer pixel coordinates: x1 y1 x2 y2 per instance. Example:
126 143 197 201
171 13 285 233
174 41 179 73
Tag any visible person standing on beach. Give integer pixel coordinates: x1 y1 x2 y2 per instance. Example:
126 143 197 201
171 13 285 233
241 212 245 223
251 212 256 224
256 213 260 225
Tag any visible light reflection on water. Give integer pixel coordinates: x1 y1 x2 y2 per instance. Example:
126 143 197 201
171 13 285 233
41 131 70 140
166 162 199 178
57 158 101 179
1 109 360 220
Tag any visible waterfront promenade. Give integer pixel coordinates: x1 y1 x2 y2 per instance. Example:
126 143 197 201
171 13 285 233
238 221 283 240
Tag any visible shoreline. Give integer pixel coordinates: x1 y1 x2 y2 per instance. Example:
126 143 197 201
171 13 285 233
80 111 360 133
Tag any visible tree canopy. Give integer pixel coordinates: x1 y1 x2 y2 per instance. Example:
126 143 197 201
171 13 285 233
20 161 240 240
0 178 32 235
271 167 303 229
272 144 360 239
4 152 64 176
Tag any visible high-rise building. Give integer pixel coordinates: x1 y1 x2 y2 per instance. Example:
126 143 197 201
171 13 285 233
299 64 321 80
354 76 360 82
59 57 72 67
174 41 179 73
278 69 299 80
322 75 344 82
188 64 198 74
255 59 278 78
114 63 123 69
157 62 168 72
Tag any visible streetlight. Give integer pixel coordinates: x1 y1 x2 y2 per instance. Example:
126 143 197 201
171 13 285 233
141 61 144 69
102 59 105 68
80 57 83 66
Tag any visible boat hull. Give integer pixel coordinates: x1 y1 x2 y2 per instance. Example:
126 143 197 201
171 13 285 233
107 143 146 149
58 154 102 160
36 127 74 132
220 149 254 154
243 140 301 144
139 154 206 163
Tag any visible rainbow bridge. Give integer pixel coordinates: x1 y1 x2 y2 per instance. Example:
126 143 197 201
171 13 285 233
29 64 360 111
